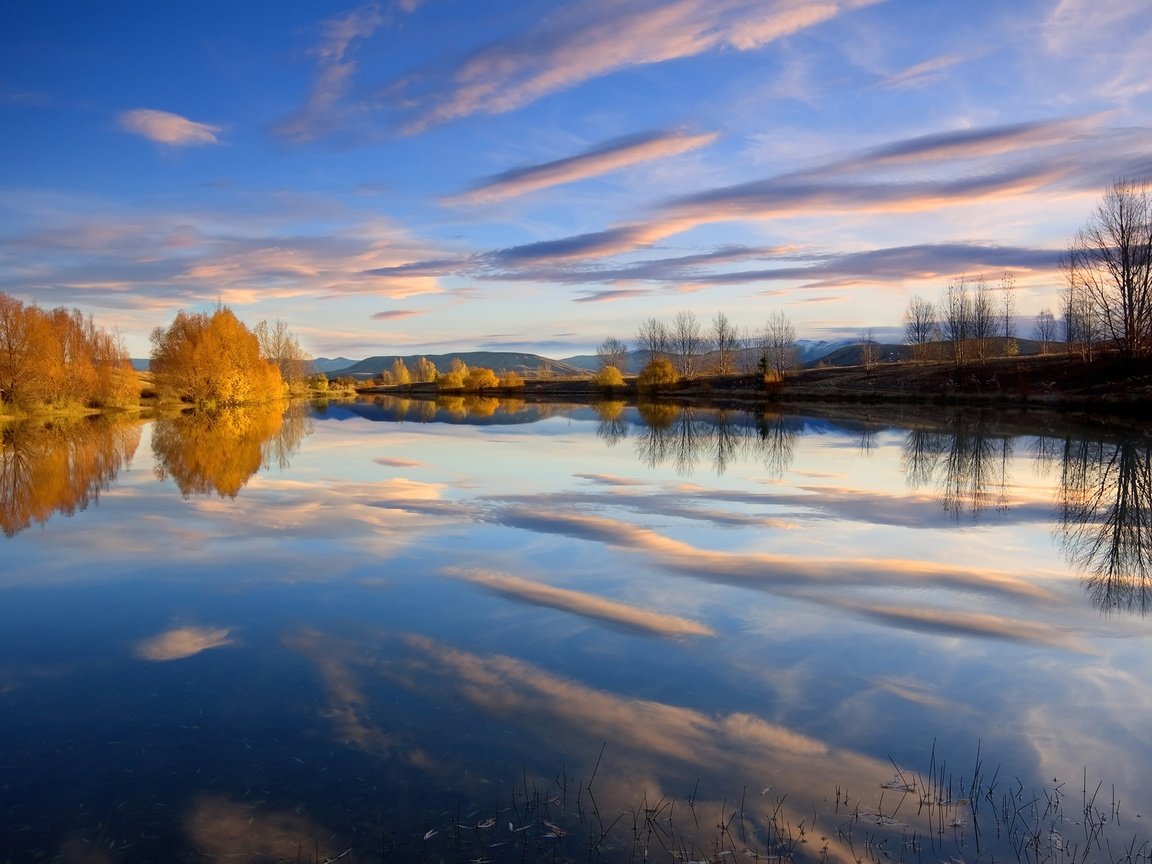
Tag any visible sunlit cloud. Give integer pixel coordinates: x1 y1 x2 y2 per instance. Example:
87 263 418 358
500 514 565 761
441 566 715 637
448 130 718 204
118 109 222 146
134 625 233 661
388 0 876 132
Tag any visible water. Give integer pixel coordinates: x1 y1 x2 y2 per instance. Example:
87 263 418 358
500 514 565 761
1 398 1150 863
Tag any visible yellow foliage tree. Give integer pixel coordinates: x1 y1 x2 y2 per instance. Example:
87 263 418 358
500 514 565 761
0 293 138 410
464 367 499 390
150 306 283 406
415 356 438 383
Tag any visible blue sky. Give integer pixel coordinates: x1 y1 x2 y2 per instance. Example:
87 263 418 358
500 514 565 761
2 0 1150 359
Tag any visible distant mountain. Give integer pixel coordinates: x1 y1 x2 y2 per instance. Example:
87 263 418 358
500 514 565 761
333 351 589 378
130 358 150 372
794 339 855 365
312 357 359 373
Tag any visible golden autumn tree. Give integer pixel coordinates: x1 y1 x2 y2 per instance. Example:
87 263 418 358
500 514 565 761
150 306 283 406
0 292 138 410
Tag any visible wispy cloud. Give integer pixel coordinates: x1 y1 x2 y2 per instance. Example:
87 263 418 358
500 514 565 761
442 567 715 637
449 130 718 204
271 2 412 143
880 51 976 90
118 109 222 146
573 288 652 304
390 0 877 132
390 117 1143 296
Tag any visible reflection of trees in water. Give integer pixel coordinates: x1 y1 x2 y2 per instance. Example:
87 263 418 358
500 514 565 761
902 416 1013 519
152 403 313 498
0 416 141 536
628 403 798 477
595 401 628 447
1058 438 1152 614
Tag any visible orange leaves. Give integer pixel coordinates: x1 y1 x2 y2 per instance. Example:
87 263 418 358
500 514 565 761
0 293 138 410
150 306 284 406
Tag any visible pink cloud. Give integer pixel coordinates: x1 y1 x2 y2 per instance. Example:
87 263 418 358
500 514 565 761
118 109 221 146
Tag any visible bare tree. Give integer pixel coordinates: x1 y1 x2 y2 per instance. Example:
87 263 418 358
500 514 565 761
1034 308 1057 353
710 311 740 375
971 275 997 363
760 311 796 379
1061 262 1099 361
941 277 972 366
1000 272 1017 356
1065 177 1152 359
255 319 313 387
596 336 629 373
672 310 705 379
903 295 938 361
860 327 878 370
635 317 670 364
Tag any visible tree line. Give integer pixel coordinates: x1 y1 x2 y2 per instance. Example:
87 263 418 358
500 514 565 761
592 308 800 390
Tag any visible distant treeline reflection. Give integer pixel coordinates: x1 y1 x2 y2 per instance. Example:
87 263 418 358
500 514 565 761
0 416 140 537
608 402 800 478
152 403 313 498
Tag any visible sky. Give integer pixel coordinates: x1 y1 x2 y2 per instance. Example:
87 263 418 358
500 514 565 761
2 0 1151 360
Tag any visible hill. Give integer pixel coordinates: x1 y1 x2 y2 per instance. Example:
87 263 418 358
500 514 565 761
333 351 589 378
312 357 359 373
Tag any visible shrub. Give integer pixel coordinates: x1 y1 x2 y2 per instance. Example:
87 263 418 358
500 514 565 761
594 365 625 388
637 358 679 391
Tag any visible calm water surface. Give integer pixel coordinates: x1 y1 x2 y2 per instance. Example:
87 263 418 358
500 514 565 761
2 398 1150 863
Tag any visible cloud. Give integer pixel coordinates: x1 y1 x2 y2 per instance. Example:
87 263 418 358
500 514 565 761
391 0 876 132
491 507 1058 605
117 109 221 146
0 203 450 316
373 457 424 467
371 309 422 320
442 566 715 637
880 51 977 90
134 625 233 661
449 130 718 204
573 288 652 303
271 4 388 143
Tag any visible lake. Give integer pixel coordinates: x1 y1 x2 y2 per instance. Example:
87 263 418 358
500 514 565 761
2 397 1150 864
